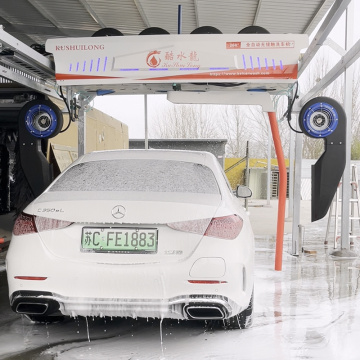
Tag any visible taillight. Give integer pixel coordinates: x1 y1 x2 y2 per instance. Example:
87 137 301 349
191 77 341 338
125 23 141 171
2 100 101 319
13 212 73 236
167 214 243 240
205 215 243 240
167 218 211 235
13 213 36 236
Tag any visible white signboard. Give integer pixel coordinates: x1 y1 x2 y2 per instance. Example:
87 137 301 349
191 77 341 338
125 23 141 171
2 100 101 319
46 34 308 87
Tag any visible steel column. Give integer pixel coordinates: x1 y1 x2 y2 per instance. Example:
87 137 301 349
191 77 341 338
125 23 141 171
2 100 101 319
339 1 354 251
291 114 303 256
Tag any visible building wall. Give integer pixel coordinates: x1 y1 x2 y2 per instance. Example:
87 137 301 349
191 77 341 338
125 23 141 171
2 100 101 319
48 98 129 173
225 157 290 195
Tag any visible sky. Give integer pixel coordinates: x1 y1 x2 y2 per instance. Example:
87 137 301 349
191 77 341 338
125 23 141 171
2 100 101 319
93 2 360 140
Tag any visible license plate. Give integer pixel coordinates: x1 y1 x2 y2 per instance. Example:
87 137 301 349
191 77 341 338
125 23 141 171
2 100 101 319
81 227 158 253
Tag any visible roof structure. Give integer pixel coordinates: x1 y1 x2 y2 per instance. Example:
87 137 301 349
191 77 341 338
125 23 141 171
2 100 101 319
0 0 334 45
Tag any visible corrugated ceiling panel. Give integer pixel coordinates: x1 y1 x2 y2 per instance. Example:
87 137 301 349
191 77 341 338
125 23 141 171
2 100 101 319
0 0 337 45
255 0 334 34
195 0 259 34
138 0 197 34
0 1 54 27
302 0 335 34
84 0 146 35
30 0 99 31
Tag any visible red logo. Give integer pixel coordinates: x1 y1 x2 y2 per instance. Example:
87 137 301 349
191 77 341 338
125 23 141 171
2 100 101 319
146 50 161 68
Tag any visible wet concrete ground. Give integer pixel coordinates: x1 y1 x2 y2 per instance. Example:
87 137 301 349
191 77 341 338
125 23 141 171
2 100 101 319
1 201 360 359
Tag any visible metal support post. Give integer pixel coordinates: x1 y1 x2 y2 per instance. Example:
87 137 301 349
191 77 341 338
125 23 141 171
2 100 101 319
332 0 357 259
245 141 250 211
77 93 96 157
291 114 303 256
77 96 86 157
287 122 295 220
267 122 271 206
340 1 353 250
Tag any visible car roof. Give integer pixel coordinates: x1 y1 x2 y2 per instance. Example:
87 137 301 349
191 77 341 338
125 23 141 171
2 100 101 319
78 149 217 165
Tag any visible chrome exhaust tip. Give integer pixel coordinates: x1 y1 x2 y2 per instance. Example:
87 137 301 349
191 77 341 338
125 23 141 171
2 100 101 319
184 305 226 320
16 302 49 315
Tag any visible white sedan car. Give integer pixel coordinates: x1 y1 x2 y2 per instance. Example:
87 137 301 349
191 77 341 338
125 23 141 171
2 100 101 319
6 150 254 329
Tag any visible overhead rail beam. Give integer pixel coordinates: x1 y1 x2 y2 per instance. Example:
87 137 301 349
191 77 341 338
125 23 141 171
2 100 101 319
0 26 54 75
0 26 59 98
298 0 351 77
0 64 59 98
300 37 360 106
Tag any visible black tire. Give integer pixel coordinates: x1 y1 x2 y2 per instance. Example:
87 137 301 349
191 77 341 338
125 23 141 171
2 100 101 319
19 99 63 139
223 289 254 330
191 26 222 34
92 28 123 37
25 314 65 324
139 27 169 35
238 26 270 34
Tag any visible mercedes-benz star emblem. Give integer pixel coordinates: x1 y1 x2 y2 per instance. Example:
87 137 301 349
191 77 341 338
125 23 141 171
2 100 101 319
111 205 126 219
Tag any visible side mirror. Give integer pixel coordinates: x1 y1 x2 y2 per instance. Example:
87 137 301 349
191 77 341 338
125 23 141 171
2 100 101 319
236 185 252 198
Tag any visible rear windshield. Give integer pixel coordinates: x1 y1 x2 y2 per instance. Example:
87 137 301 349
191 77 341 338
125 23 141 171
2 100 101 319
49 159 220 194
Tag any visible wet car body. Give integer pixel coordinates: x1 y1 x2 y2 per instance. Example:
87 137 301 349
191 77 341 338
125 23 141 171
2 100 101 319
6 149 254 329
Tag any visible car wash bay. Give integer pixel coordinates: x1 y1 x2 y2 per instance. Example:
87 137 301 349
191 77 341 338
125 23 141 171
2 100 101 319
1 0 360 358
1 200 360 360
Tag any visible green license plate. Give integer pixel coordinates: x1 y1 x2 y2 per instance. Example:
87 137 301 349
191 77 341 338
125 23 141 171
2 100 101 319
81 227 158 253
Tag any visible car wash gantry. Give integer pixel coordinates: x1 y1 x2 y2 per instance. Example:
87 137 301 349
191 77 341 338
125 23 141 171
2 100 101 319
4 23 348 271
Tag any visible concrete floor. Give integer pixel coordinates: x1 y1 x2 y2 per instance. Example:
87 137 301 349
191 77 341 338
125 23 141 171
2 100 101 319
1 200 360 359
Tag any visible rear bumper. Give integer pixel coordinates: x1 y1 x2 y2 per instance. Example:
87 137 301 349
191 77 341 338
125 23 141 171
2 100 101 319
10 290 237 320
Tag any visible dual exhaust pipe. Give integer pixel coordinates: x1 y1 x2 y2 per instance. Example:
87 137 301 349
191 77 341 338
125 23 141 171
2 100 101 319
12 291 229 321
11 291 60 316
184 304 227 320
16 302 49 315
16 302 228 320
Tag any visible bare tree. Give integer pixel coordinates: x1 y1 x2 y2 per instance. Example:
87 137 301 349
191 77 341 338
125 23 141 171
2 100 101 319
151 103 220 139
218 105 252 157
245 100 291 159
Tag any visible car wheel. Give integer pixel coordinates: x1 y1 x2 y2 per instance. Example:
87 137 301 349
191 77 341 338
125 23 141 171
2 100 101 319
25 314 65 324
223 289 254 330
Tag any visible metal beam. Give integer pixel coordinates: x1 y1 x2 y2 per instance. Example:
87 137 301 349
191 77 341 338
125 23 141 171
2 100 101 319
133 0 150 28
0 64 58 98
340 0 355 252
323 38 346 57
2 23 95 39
26 0 69 34
78 0 107 28
0 26 54 74
194 0 200 28
291 115 303 256
77 93 96 157
253 0 264 26
298 0 351 77
299 37 360 106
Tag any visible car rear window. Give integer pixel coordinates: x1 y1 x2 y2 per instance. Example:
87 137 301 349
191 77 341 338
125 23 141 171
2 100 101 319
49 159 220 194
